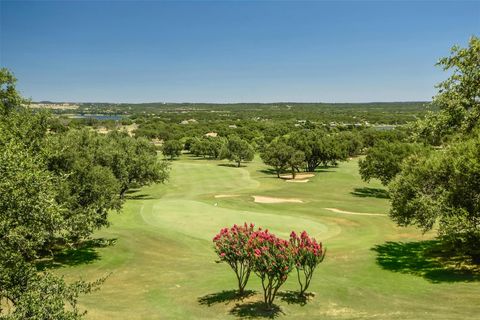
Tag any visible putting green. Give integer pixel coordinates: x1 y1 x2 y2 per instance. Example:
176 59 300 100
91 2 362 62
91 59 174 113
58 157 480 319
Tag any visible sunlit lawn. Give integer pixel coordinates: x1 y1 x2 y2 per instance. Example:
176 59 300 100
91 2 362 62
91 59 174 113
57 156 480 319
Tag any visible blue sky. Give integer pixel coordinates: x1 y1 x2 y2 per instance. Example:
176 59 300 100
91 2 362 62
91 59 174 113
1 1 479 103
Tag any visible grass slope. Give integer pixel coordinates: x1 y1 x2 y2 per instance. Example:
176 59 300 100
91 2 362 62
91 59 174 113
58 156 480 319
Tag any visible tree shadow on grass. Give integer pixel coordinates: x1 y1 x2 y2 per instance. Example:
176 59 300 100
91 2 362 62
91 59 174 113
124 188 157 200
277 291 314 306
258 168 277 175
229 301 283 319
372 240 480 283
36 238 117 270
257 169 284 179
198 290 255 306
125 193 156 200
218 163 243 168
351 187 390 199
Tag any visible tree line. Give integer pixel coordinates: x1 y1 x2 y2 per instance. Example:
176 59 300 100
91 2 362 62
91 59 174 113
0 69 170 319
162 127 372 177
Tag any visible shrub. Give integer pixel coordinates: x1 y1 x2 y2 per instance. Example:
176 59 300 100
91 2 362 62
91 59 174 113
290 231 326 296
212 224 326 307
247 229 294 308
213 223 256 294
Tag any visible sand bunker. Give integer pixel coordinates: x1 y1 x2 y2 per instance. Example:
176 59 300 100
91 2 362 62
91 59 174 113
324 208 386 216
280 173 315 180
214 194 240 198
253 196 303 204
286 179 309 183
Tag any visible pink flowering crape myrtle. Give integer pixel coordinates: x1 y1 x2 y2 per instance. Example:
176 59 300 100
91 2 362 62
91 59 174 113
247 229 294 308
213 223 256 294
289 231 326 296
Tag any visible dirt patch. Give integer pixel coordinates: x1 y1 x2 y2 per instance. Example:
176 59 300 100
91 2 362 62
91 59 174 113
279 173 314 180
324 208 386 216
286 179 309 183
253 196 303 204
214 194 240 198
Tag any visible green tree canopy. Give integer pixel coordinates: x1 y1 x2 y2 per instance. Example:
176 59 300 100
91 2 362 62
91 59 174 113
220 136 254 167
0 68 106 318
389 131 480 259
287 130 347 172
359 141 429 186
0 68 24 115
412 36 480 145
260 141 292 177
162 139 183 160
387 37 480 260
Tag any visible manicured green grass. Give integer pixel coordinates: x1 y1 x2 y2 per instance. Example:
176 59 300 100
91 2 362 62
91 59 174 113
58 156 480 319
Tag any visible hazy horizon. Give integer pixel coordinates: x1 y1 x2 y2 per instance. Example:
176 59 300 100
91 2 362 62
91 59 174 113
33 100 430 105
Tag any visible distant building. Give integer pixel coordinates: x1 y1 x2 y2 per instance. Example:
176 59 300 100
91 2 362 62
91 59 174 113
205 132 218 137
180 119 198 125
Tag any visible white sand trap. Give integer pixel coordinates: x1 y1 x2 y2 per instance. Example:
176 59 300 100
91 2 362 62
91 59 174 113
280 173 315 180
324 208 386 216
286 179 309 183
253 196 303 204
214 194 240 198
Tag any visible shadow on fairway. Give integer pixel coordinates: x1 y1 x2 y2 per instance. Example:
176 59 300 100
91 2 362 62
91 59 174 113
229 301 283 319
277 291 314 306
316 167 337 173
123 188 157 200
351 187 390 199
125 193 156 200
257 169 283 179
198 290 255 306
372 240 480 283
37 238 117 270
218 163 243 168
258 168 336 178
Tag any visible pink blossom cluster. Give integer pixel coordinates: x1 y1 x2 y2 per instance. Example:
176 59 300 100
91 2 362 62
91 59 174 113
213 223 255 263
246 229 293 280
288 230 326 295
289 230 324 263
212 223 326 303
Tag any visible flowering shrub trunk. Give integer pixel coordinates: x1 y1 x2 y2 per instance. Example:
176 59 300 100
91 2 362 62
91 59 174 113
247 229 294 308
213 223 256 294
290 231 326 296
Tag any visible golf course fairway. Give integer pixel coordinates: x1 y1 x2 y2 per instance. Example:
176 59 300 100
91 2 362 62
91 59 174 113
58 156 480 319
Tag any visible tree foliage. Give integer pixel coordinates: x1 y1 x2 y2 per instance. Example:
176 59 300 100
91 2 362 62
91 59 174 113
213 224 326 307
389 132 480 259
162 139 183 159
213 223 256 294
0 68 169 318
0 141 63 260
220 136 254 167
247 229 294 308
388 37 480 259
260 141 297 178
190 137 224 159
290 231 326 296
0 252 104 320
412 36 480 144
0 68 24 115
359 141 429 186
287 130 347 172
